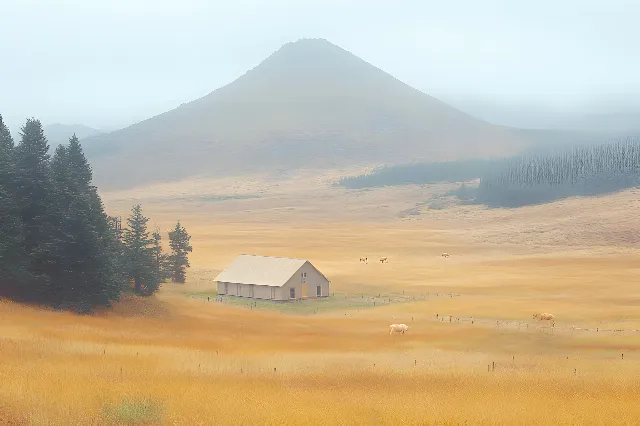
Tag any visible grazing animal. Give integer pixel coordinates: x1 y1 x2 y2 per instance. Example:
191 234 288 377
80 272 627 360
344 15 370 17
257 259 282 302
360 257 368 263
441 253 450 258
533 313 555 324
380 257 388 263
389 323 409 335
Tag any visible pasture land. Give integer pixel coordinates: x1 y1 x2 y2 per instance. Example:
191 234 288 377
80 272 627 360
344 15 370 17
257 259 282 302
3 173 640 425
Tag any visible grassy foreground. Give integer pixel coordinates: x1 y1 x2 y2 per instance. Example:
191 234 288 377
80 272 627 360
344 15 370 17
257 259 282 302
2 289 640 425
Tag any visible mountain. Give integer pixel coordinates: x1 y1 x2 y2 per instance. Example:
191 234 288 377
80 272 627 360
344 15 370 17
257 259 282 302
45 123 103 150
85 38 529 190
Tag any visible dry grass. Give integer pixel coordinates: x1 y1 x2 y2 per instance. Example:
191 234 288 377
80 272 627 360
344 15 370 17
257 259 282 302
3 293 640 425
3 175 640 425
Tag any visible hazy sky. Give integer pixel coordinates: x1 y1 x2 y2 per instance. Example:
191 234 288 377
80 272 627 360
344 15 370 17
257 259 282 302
1 0 639 133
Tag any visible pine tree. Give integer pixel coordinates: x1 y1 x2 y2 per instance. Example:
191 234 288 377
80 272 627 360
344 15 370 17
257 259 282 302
46 144 73 305
108 215 127 292
152 227 170 282
0 114 14 152
168 221 192 284
47 136 126 311
124 205 161 295
13 118 54 301
66 134 92 188
0 114 27 294
82 191 128 307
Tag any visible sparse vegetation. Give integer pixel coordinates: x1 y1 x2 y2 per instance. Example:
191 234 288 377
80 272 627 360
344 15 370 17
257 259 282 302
187 291 425 315
103 398 164 425
441 182 478 202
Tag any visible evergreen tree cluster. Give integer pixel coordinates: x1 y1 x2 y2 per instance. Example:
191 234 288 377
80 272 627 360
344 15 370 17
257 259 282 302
476 139 640 207
0 115 192 313
337 136 640 208
338 159 494 189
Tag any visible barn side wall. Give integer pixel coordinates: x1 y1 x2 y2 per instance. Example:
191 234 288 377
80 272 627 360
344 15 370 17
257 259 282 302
252 284 273 300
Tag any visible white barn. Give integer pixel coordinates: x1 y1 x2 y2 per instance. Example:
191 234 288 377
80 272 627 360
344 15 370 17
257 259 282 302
214 254 330 301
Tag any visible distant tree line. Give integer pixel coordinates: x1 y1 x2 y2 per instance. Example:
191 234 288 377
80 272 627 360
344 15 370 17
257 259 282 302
338 159 496 189
338 138 640 208
475 139 640 207
0 115 192 313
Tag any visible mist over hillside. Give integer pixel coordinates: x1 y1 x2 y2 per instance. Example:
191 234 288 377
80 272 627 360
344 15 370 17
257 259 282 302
44 123 103 150
444 96 640 135
83 38 528 190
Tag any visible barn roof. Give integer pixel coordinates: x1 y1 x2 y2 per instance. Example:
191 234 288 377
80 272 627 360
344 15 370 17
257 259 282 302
214 254 328 287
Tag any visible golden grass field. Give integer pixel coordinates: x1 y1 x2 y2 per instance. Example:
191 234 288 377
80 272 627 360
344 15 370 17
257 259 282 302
3 170 640 425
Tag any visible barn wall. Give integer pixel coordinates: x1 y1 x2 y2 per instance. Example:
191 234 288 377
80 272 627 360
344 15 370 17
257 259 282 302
274 286 289 301
217 282 277 300
230 282 241 296
216 281 239 296
253 285 273 300
282 262 329 300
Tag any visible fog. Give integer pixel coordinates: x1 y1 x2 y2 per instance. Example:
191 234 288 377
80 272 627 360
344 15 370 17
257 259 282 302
1 0 639 134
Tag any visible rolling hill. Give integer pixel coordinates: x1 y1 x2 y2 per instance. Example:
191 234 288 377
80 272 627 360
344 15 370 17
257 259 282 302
85 38 529 190
45 123 103 150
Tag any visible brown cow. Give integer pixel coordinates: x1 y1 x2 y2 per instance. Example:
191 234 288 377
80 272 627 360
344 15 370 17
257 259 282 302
533 312 555 325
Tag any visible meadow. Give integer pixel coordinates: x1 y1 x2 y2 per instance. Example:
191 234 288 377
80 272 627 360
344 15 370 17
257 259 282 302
2 171 640 425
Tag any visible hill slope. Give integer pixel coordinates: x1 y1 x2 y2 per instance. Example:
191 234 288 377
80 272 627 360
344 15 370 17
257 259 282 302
85 38 527 189
45 123 103 150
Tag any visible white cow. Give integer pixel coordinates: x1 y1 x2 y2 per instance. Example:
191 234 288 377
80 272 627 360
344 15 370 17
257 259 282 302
389 323 409 335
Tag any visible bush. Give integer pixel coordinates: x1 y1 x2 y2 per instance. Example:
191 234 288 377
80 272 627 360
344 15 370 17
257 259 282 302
103 398 164 425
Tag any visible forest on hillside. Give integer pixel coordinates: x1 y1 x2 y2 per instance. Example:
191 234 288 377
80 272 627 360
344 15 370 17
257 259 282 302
475 139 640 207
0 114 193 313
338 159 497 189
339 138 640 208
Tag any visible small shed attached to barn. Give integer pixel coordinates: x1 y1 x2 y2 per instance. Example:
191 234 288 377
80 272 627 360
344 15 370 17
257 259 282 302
214 254 330 301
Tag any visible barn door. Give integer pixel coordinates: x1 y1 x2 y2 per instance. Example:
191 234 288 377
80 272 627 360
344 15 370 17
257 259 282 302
270 287 275 299
302 284 308 298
